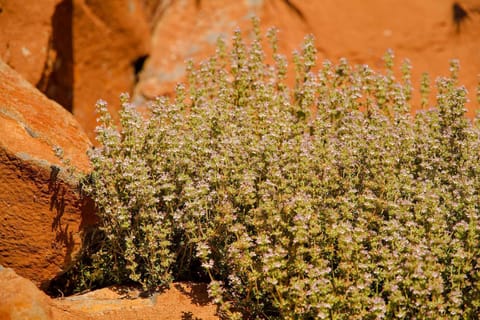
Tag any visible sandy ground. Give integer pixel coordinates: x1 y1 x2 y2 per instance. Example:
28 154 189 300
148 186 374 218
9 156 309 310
52 282 219 320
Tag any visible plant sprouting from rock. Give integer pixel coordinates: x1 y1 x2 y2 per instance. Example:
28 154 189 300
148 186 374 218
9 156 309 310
73 19 480 319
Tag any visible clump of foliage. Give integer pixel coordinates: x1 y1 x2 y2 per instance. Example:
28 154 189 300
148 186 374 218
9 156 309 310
72 20 480 319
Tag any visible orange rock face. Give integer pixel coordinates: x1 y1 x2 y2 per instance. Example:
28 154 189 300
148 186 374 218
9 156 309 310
133 0 309 102
135 0 480 115
71 0 154 141
0 266 217 320
0 0 157 141
0 266 90 320
0 59 96 289
55 283 219 320
292 0 480 116
2 0 480 140
0 0 61 86
0 266 55 320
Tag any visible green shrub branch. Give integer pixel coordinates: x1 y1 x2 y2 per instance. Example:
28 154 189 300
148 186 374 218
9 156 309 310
62 19 480 319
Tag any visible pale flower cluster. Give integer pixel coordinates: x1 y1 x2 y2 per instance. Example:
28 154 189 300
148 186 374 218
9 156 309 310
69 19 480 319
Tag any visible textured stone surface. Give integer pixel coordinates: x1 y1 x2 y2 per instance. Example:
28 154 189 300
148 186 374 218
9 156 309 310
0 267 89 320
0 0 61 86
292 0 480 116
0 59 95 289
0 0 158 140
134 0 480 115
0 266 217 320
0 0 76 112
2 0 479 138
55 283 219 319
0 267 55 320
133 0 308 103
72 0 155 140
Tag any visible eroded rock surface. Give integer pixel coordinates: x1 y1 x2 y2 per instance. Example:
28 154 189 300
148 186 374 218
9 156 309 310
135 0 480 115
0 0 62 86
71 0 155 140
0 266 55 320
0 266 217 320
0 0 158 140
55 282 219 319
0 59 95 289
133 0 309 103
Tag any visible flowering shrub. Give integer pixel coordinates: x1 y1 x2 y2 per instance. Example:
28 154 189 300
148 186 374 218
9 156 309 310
72 21 480 319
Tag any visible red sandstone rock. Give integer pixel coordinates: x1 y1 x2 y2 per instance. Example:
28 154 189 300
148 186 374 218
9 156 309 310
292 0 480 116
133 0 308 103
0 265 218 320
0 266 218 320
0 0 77 112
0 59 96 289
134 0 480 115
72 0 155 140
0 266 55 320
0 0 158 138
54 283 219 319
0 0 61 86
0 266 90 320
